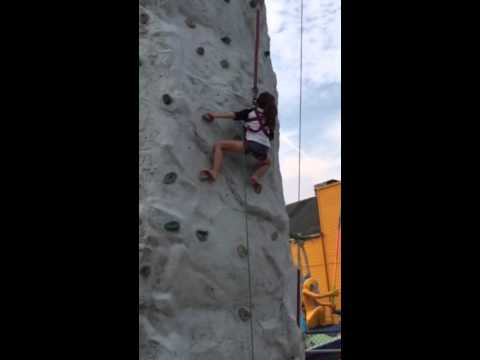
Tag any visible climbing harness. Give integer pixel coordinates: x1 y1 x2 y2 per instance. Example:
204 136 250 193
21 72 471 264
244 110 272 139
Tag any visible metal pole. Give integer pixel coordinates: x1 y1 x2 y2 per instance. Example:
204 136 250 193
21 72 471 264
296 268 301 327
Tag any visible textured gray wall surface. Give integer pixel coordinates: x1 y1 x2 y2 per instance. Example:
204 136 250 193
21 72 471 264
139 1 304 359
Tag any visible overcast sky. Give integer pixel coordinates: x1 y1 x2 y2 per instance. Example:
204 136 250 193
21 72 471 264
264 0 341 205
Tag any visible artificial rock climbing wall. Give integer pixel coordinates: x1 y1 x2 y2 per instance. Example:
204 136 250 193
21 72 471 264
139 1 304 359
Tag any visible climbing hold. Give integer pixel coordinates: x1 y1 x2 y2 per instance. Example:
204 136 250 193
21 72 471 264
196 230 209 242
220 59 229 69
224 0 230 3
185 17 196 29
264 50 270 58
163 172 177 185
196 47 205 56
140 266 151 278
206 285 215 298
162 94 173 105
164 221 180 232
140 13 149 25
249 0 258 8
221 36 231 45
238 307 251 321
271 232 279 241
139 57 142 67
237 245 248 258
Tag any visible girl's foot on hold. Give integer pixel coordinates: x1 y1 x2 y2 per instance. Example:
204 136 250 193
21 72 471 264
250 176 262 194
202 113 214 123
199 169 216 183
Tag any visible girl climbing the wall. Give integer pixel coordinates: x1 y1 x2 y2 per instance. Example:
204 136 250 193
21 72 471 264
199 91 277 194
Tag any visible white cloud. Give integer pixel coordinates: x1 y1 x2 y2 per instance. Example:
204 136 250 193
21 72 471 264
265 0 341 88
279 118 341 204
279 152 341 204
265 0 341 203
324 116 341 144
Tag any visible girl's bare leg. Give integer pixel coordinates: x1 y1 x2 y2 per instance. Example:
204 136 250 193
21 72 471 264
205 140 245 180
251 157 271 180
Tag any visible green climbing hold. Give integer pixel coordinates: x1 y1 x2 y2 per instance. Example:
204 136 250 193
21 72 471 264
162 94 173 105
140 13 149 25
237 245 248 258
238 307 251 321
185 17 196 29
196 230 209 242
220 59 229 69
140 266 151 278
164 221 180 232
163 172 177 185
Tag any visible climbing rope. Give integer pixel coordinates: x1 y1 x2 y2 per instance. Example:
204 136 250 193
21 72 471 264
297 0 304 202
242 5 261 360
242 164 255 360
296 0 305 328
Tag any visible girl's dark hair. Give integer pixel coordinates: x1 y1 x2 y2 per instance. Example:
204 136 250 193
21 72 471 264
256 92 277 139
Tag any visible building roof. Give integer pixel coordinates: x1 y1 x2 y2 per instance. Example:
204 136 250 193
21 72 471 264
286 196 320 237
314 179 340 189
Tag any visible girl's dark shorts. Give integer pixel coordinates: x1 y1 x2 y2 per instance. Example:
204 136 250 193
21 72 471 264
244 141 269 161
